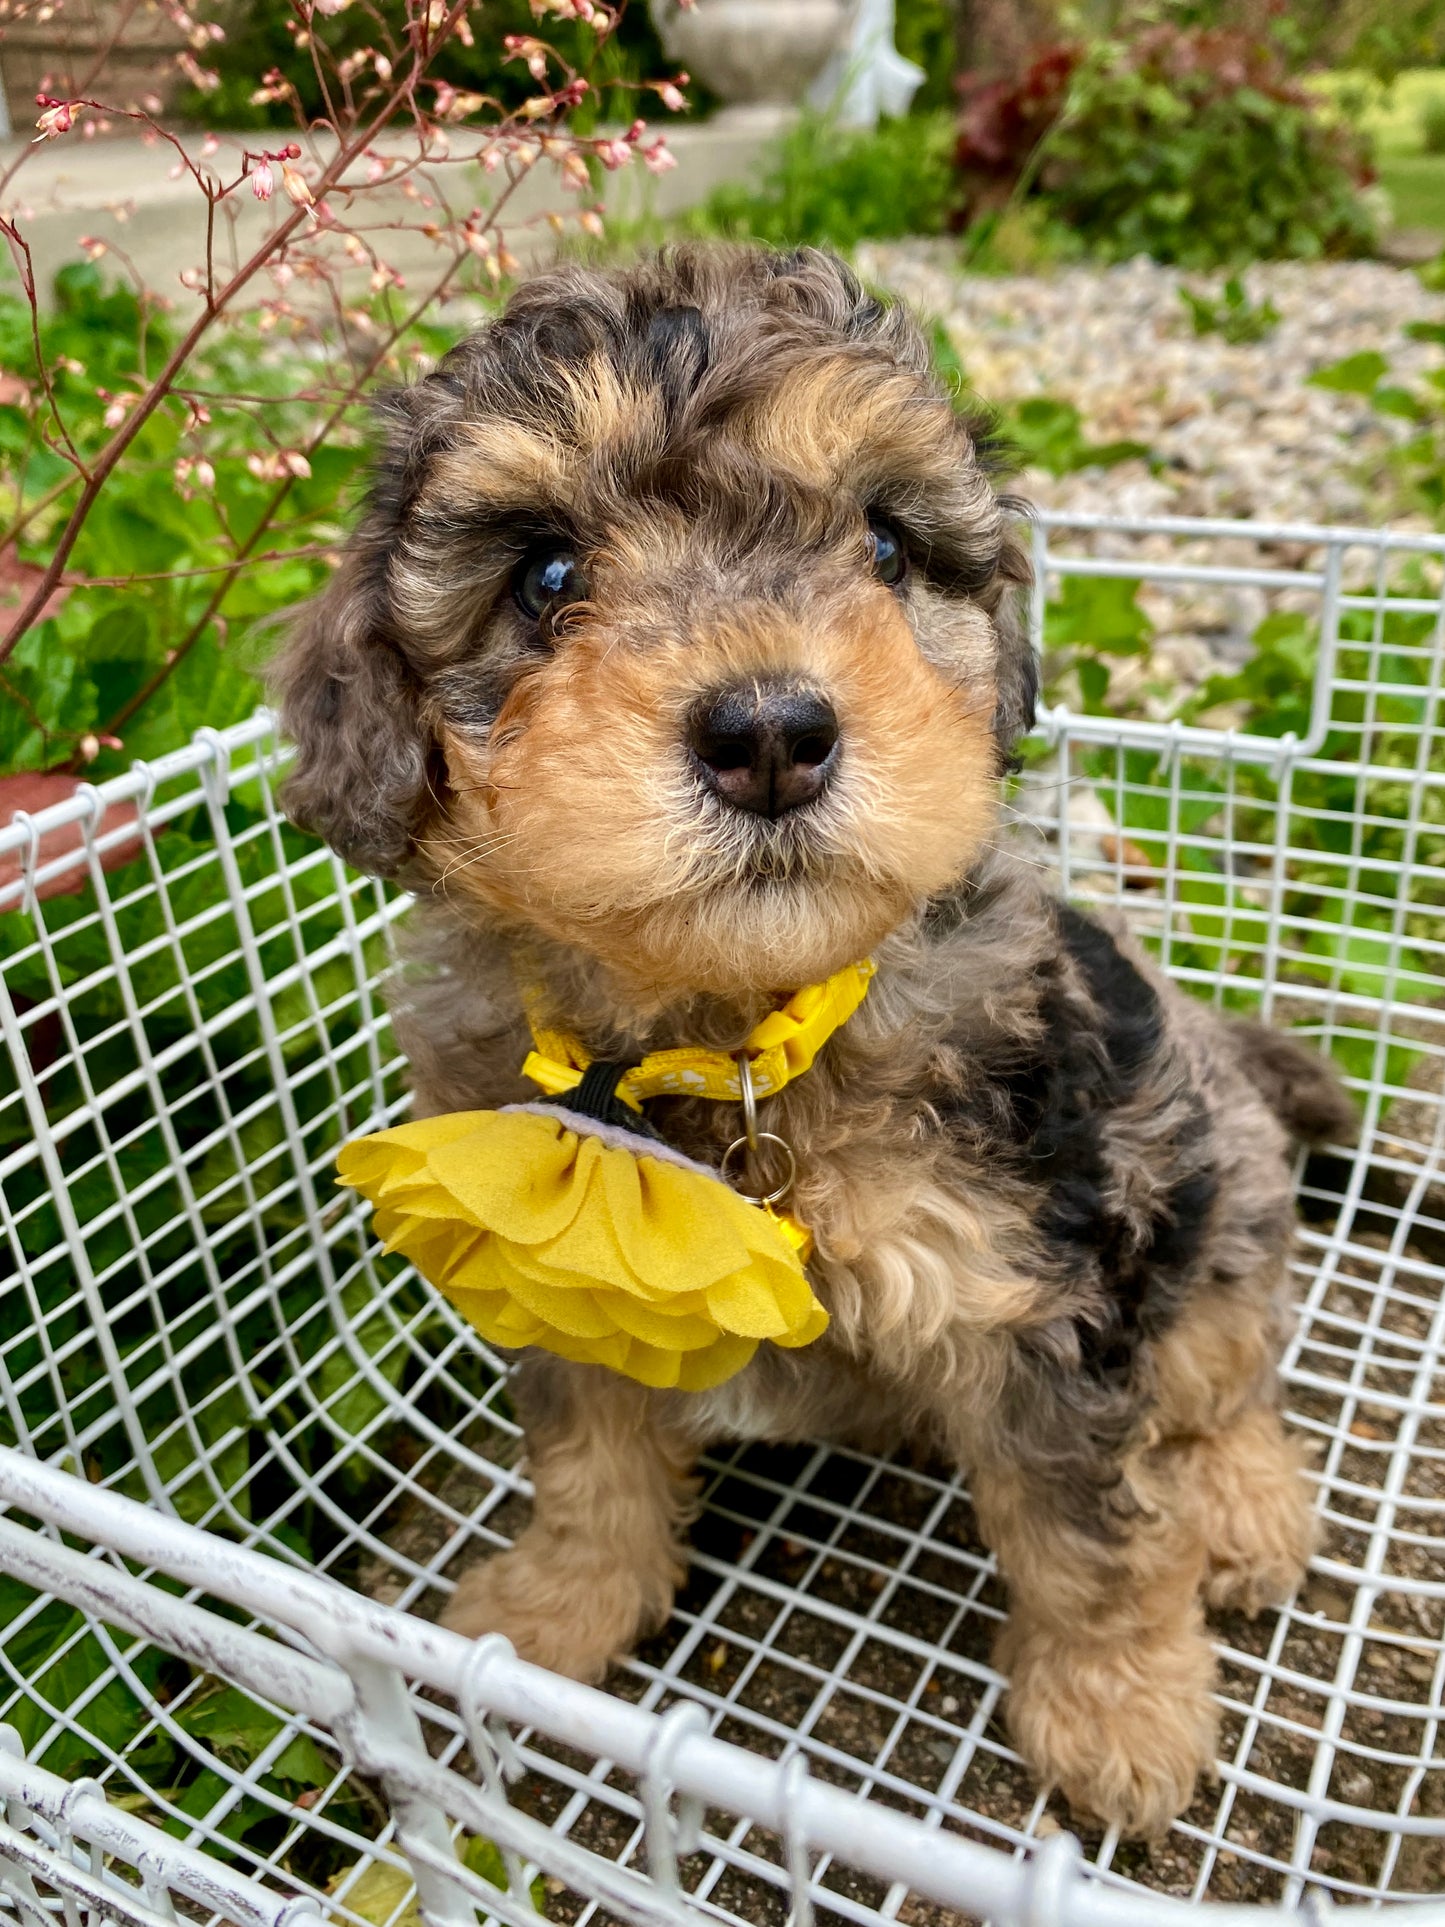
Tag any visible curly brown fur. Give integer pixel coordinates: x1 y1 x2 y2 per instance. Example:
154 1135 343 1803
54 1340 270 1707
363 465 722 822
272 245 1351 1838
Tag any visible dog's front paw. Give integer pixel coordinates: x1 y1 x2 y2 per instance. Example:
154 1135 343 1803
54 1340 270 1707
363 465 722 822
998 1614 1218 1838
441 1540 666 1682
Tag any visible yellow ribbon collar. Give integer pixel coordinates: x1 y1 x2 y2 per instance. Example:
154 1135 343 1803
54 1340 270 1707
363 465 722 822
336 959 875 1392
522 957 876 1114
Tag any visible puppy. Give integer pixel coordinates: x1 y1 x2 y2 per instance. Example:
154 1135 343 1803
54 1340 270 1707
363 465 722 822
272 245 1353 1837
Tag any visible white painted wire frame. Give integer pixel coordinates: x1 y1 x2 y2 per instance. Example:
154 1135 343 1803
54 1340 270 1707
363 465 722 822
0 511 1440 1927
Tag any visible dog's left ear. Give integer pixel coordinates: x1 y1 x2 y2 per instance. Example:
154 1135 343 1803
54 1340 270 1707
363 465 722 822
988 535 1039 768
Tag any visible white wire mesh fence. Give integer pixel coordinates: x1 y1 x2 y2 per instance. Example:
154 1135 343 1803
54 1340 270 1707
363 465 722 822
0 512 1440 1926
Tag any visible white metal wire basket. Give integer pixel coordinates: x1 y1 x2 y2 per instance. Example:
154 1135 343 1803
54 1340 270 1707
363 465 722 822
0 511 1442 1927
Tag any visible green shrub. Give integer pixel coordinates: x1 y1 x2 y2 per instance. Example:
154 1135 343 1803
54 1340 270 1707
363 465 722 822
1422 95 1445 155
1051 32 1375 265
677 111 957 251
955 23 1377 268
187 0 681 132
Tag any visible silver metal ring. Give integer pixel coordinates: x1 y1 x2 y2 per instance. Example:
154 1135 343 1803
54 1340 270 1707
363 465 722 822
735 1049 761 1153
720 1130 797 1208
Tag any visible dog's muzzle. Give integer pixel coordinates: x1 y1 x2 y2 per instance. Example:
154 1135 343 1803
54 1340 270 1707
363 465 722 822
687 679 839 819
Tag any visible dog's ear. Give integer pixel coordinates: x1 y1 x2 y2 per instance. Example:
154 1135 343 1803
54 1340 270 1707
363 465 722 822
987 533 1039 769
271 377 470 875
270 563 432 877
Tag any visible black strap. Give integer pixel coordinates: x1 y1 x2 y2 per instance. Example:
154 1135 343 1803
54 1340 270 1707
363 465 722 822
563 1060 665 1142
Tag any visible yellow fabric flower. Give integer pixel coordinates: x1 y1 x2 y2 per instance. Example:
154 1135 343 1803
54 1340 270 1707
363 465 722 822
337 1109 829 1391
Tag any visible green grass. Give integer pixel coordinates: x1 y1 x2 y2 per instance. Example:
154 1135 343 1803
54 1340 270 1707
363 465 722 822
1310 67 1445 156
1377 153 1445 232
1310 68 1445 239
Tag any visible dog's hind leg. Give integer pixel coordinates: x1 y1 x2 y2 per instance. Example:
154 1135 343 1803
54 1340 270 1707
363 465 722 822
442 1355 697 1680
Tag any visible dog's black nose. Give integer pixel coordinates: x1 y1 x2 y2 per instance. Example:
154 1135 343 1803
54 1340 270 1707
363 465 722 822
688 684 840 817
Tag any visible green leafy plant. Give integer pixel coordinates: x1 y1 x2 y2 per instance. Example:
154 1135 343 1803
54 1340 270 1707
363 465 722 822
663 110 957 251
1001 395 1150 475
955 20 1377 267
1179 273 1282 343
1309 327 1445 523
1042 572 1155 713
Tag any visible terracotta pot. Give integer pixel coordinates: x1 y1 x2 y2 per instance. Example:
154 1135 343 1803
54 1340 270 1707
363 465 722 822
649 0 851 109
0 773 144 905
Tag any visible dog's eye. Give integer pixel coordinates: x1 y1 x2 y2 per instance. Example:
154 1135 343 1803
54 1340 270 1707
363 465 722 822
515 546 587 620
866 518 907 589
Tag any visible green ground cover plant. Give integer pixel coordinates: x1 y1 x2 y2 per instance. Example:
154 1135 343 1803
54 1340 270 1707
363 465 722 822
1041 574 1440 1086
1308 314 1445 522
1179 273 1282 344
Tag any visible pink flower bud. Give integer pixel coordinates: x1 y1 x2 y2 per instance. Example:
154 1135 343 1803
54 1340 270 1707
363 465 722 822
77 235 106 260
595 138 631 171
193 460 215 490
33 99 76 140
657 81 687 112
641 138 677 175
251 160 274 200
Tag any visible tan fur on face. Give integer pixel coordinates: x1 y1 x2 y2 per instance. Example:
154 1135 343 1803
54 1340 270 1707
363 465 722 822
422 583 999 1000
423 355 659 516
746 355 993 515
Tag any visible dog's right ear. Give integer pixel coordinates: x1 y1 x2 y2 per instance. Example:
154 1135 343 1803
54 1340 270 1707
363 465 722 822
270 551 432 878
270 375 469 875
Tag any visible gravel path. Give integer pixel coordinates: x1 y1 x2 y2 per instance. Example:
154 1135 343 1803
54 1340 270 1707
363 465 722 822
857 246 1445 531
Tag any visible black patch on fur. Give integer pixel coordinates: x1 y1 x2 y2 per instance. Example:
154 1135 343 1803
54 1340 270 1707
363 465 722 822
640 304 710 418
945 904 1219 1528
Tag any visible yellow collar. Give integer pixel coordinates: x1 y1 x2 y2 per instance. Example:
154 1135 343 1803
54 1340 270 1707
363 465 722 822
522 958 876 1115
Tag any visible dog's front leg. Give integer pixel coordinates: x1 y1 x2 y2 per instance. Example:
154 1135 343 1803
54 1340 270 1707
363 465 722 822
969 1451 1217 1839
443 1355 698 1680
